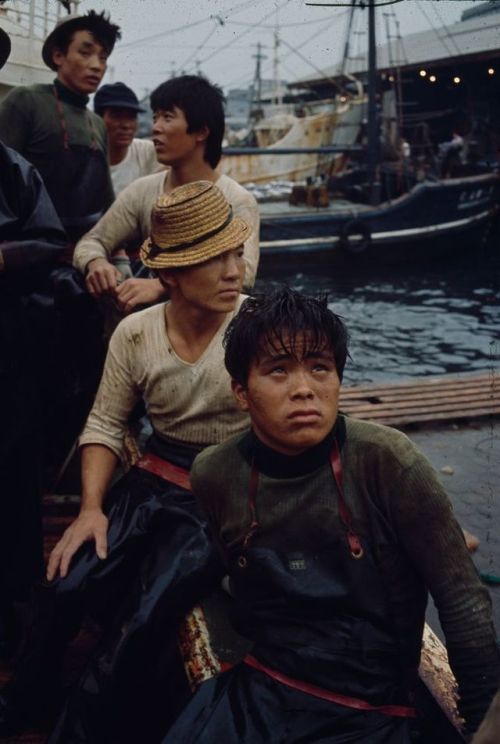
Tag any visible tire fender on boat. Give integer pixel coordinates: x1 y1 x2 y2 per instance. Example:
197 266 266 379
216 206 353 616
339 219 371 254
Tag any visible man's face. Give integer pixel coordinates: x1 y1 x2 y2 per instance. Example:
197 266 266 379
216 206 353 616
160 246 244 314
232 333 340 455
102 108 138 148
53 30 108 95
152 106 206 166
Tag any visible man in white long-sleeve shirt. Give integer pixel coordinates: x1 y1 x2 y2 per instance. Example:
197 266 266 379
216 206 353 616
73 75 259 315
0 181 251 742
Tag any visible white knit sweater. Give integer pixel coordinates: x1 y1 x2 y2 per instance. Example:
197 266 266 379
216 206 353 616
79 297 249 460
73 171 260 287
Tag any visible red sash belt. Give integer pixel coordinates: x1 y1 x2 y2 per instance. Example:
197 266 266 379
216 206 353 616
244 655 416 719
135 452 191 492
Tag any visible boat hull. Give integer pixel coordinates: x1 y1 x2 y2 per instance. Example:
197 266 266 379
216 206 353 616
258 172 500 265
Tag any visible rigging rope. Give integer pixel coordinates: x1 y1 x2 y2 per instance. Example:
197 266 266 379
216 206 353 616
417 3 459 60
431 3 463 57
117 0 269 49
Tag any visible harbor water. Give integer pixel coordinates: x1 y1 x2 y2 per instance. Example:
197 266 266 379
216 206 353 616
256 252 500 387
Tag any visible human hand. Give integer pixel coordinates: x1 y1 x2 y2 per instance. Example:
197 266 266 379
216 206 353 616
116 277 166 314
46 509 109 581
85 257 121 297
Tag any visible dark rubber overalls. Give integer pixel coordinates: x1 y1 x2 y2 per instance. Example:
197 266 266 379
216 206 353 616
4 436 223 743
163 438 416 743
37 84 113 477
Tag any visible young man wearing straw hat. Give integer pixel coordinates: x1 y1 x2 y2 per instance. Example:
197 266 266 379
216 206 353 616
0 181 250 740
73 75 260 312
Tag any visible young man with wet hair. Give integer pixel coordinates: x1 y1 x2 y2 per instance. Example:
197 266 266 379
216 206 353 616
162 287 500 743
0 10 120 241
0 182 251 741
73 74 259 312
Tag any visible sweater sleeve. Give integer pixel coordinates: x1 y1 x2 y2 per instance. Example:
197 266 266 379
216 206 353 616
236 191 260 289
390 451 500 735
191 448 229 563
73 180 145 273
0 88 32 153
79 319 141 460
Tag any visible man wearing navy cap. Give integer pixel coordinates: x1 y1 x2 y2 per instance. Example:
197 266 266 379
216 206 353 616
94 82 160 196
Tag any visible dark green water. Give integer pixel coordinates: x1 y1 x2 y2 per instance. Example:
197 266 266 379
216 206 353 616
256 254 500 386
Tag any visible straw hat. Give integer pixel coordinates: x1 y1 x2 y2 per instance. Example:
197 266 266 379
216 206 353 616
140 181 250 270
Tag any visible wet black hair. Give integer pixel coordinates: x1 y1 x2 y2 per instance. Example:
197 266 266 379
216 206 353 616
149 75 225 168
224 287 350 386
54 11 121 57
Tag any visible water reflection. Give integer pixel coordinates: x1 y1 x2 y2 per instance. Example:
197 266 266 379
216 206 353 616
256 256 500 385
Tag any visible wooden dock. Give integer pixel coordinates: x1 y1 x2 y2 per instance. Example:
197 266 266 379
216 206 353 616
339 371 499 428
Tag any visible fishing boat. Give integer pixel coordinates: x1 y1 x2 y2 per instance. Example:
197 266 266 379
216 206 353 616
236 0 500 266
258 170 500 264
221 95 366 185
221 21 366 186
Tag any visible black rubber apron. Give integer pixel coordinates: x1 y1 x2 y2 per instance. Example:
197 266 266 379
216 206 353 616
161 439 416 743
229 439 417 714
39 87 109 243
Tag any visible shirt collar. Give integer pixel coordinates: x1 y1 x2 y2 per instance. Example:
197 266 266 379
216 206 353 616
238 415 346 479
53 78 89 109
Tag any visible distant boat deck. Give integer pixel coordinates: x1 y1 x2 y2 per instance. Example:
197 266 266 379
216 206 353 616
340 371 499 428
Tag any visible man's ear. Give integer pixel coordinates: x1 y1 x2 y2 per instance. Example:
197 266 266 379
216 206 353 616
231 379 249 411
195 125 209 144
52 48 64 69
157 269 177 290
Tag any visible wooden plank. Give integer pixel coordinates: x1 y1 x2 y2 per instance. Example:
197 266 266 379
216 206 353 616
341 372 495 393
341 399 500 416
339 372 499 426
340 384 498 402
340 396 499 416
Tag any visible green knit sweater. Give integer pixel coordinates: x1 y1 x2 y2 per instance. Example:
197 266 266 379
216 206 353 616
191 415 500 734
0 80 114 218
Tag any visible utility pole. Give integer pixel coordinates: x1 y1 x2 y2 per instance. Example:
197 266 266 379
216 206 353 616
249 42 266 126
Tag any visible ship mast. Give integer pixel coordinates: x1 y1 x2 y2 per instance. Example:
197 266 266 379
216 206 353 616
366 1 380 205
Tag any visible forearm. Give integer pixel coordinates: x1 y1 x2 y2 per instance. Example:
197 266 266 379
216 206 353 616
393 459 500 733
79 326 140 461
73 194 141 275
74 230 112 274
240 207 260 289
80 444 119 512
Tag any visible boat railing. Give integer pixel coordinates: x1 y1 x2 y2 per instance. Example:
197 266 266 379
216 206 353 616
223 145 364 156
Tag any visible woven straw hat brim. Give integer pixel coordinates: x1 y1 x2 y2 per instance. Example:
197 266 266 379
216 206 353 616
140 215 250 269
